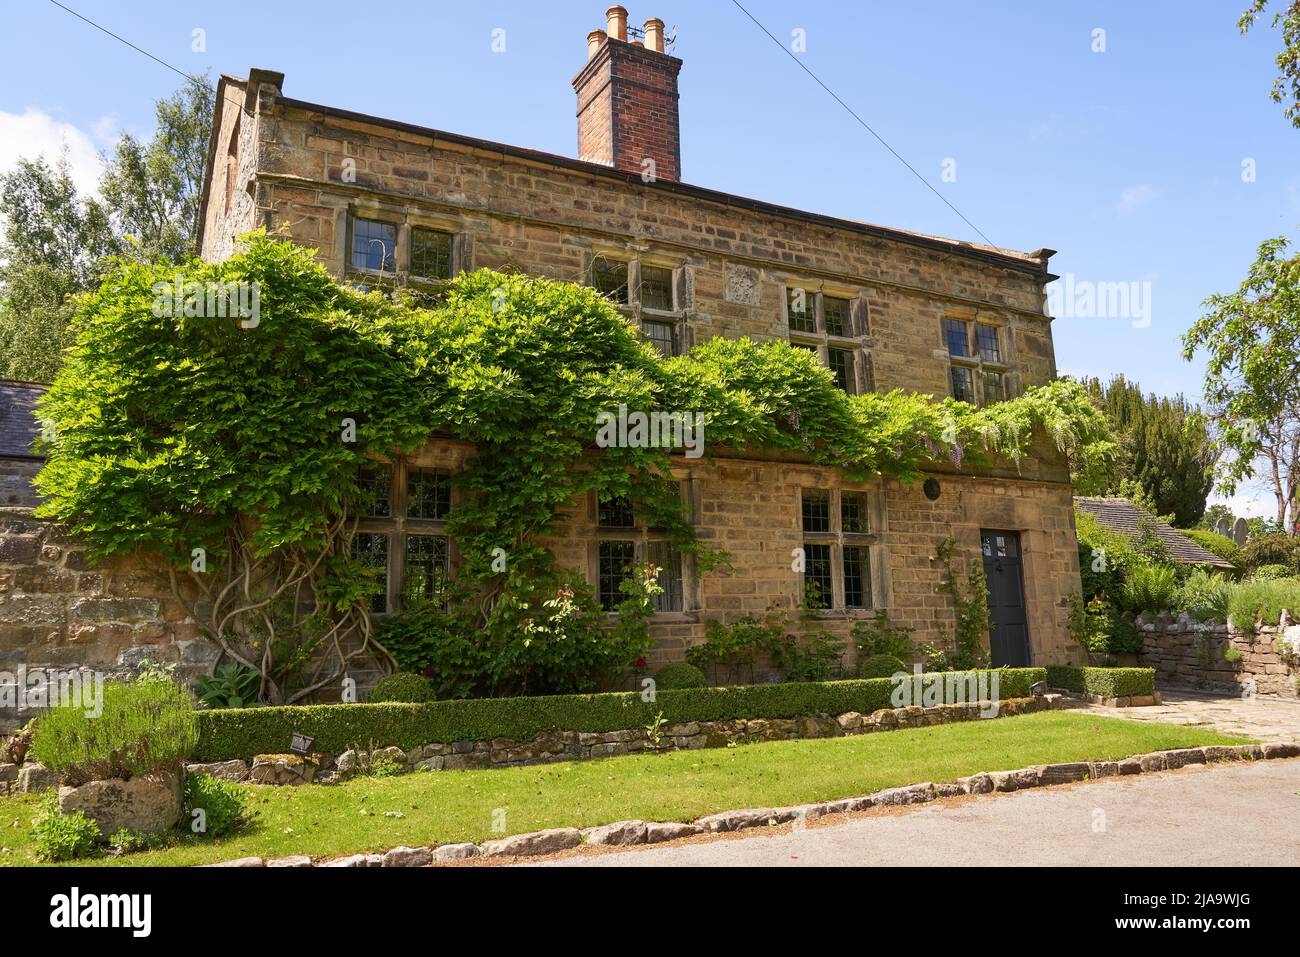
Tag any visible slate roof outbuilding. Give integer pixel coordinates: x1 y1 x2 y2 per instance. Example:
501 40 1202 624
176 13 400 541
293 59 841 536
0 380 47 459
1074 496 1234 569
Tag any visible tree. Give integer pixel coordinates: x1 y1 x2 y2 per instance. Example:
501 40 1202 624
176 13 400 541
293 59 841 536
0 154 118 381
1198 502 1234 531
1182 235 1300 533
1071 375 1217 527
0 75 214 382
1241 1 1300 128
99 75 214 264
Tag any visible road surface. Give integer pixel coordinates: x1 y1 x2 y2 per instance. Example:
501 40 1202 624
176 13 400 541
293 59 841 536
533 759 1300 866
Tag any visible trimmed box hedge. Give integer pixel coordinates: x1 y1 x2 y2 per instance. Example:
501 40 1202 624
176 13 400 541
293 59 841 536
194 667 1047 762
1044 665 1155 699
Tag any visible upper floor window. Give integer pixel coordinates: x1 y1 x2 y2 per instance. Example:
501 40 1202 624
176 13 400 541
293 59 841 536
407 468 452 520
347 214 464 281
950 366 976 404
823 296 851 337
352 218 397 271
945 318 971 358
640 265 675 312
598 494 635 529
411 228 453 280
592 255 685 356
643 320 677 358
787 287 817 334
592 257 630 304
358 466 392 518
786 285 870 395
828 348 855 394
944 316 1010 406
975 323 1001 362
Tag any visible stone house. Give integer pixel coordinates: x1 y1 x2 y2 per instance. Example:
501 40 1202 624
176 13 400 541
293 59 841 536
0 7 1086 700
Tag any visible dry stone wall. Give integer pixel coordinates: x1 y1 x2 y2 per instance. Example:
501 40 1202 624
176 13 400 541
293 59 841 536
1137 612 1300 699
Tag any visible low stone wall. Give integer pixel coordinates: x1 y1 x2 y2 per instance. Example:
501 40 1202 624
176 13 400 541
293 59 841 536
1137 613 1300 699
186 694 1064 785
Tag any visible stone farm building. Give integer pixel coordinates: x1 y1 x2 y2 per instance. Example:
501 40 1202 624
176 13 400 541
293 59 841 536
0 7 1086 706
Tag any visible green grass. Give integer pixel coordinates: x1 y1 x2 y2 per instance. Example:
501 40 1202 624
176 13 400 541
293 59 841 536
0 712 1249 867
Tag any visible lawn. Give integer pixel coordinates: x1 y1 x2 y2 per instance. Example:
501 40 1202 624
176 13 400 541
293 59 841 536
0 712 1249 867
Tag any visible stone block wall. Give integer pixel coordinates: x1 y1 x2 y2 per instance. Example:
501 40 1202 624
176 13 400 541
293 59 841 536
0 507 215 730
0 457 40 510
200 72 1066 427
1137 613 1299 698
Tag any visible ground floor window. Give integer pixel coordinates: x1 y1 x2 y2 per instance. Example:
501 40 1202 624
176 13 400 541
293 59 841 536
353 462 456 614
799 486 880 611
598 539 637 610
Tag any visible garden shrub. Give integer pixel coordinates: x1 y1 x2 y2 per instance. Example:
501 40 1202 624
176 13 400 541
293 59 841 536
765 631 843 682
653 663 708 690
1075 511 1140 602
1242 534 1300 574
194 662 262 709
1118 564 1178 615
1044 665 1155 698
851 611 914 662
193 668 1047 761
31 674 197 786
1253 563 1290 580
685 611 785 684
373 568 660 698
31 795 100 862
1181 529 1244 574
1225 578 1300 632
183 772 249 838
858 654 907 679
369 672 438 704
1066 595 1142 656
1174 567 1233 623
108 828 164 855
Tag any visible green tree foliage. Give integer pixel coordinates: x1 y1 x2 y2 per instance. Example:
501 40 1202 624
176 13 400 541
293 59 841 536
0 76 214 382
99 76 214 264
0 154 118 382
1241 1 1300 128
1073 375 1216 527
1182 235 1300 532
36 234 1114 703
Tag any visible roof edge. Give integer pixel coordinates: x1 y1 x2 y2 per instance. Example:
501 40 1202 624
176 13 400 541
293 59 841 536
273 91 1054 278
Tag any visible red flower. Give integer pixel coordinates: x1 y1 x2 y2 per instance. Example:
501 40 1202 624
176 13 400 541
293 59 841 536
634 657 647 670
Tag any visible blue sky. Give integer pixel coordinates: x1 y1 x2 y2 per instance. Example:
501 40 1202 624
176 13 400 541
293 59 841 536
2 1 1297 513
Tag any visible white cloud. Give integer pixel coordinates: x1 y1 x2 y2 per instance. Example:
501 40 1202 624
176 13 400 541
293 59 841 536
1115 183 1159 214
0 109 111 198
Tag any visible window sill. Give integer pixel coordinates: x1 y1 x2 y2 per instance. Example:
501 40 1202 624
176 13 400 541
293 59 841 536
804 608 878 620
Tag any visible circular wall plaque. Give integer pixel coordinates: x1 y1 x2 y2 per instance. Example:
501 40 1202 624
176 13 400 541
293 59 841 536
923 478 941 501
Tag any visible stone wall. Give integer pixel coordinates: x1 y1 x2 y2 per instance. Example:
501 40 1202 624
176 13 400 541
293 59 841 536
0 457 40 510
201 72 1066 423
0 507 215 730
1137 613 1300 699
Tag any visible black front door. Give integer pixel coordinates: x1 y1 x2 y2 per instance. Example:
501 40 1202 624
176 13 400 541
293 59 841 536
980 530 1030 667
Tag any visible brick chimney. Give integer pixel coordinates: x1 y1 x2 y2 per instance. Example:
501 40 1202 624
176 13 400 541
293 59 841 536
573 7 682 182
